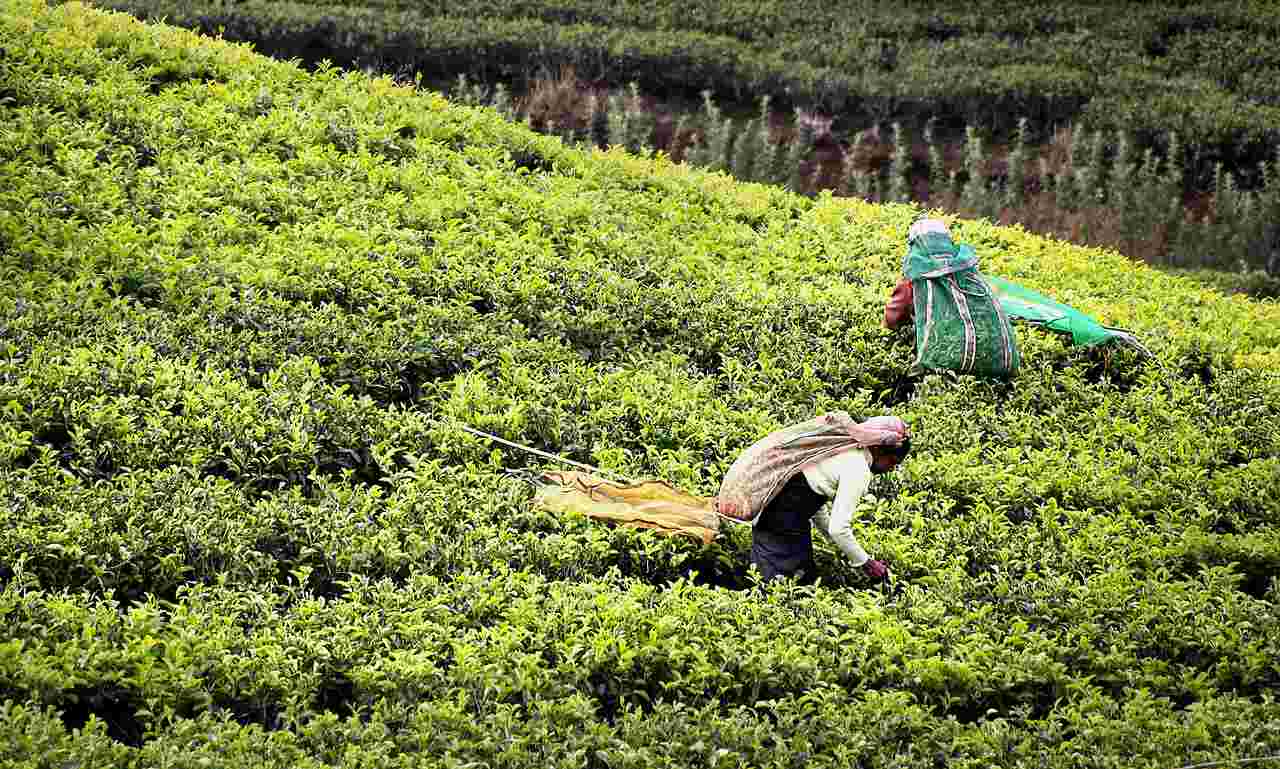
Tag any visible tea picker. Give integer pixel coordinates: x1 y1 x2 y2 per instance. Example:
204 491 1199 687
464 412 910 587
715 412 910 586
885 218 1152 378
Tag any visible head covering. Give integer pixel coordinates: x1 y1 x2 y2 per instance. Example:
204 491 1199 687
716 413 909 522
907 217 952 244
851 415 910 446
902 217 978 280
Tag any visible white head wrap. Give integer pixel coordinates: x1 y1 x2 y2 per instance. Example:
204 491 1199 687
907 217 951 244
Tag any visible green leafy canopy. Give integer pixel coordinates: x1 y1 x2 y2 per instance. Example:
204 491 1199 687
1 1 1278 766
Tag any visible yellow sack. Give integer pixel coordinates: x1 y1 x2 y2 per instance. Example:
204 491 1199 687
534 471 721 544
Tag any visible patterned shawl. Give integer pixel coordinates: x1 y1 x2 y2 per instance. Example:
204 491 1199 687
715 412 909 522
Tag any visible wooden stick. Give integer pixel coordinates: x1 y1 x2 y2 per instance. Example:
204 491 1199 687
459 424 750 527
459 424 633 484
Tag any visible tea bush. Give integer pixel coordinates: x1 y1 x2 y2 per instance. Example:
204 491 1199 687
450 76 1280 276
90 0 1280 277
94 0 1280 168
2 2 1279 766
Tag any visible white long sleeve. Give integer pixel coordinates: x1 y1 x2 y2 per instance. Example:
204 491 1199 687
802 449 873 565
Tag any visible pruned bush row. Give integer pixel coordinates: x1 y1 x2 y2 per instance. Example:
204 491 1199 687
2 1 1279 765
5 571 1279 766
94 0 1280 170
452 79 1280 276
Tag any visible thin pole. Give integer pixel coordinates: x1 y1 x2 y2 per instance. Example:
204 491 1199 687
459 424 633 484
460 424 750 529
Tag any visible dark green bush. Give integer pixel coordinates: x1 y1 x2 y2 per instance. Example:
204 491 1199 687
93 0 1280 168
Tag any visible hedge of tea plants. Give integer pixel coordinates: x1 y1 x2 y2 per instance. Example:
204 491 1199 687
93 0 1280 169
2 2 1280 766
450 80 1280 276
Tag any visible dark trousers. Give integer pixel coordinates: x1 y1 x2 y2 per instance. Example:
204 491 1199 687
750 473 826 584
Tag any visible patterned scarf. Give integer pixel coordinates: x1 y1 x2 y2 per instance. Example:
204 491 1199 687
715 412 908 522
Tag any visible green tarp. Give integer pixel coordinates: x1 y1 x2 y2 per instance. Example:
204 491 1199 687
900 219 1150 372
987 275 1150 354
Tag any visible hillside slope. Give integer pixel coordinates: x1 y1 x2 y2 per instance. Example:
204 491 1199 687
92 0 1280 164
2 1 1279 766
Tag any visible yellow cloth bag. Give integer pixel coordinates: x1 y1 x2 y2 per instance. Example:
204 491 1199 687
533 471 721 544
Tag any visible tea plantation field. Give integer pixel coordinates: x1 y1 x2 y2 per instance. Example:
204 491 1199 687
2 2 1280 766
91 0 1280 167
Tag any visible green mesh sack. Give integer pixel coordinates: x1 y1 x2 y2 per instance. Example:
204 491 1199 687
986 275 1152 356
904 230 1021 378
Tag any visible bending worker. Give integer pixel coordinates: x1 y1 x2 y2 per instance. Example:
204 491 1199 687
885 217 1020 378
716 413 911 585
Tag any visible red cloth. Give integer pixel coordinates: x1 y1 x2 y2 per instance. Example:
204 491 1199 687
884 278 914 329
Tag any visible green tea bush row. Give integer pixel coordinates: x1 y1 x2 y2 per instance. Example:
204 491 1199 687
2 1 1280 765
454 78 1280 274
95 0 1280 168
3 572 1280 766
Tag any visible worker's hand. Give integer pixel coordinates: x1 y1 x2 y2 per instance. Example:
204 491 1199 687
861 559 890 582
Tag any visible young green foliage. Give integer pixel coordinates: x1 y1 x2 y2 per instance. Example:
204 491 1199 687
2 1 1279 766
